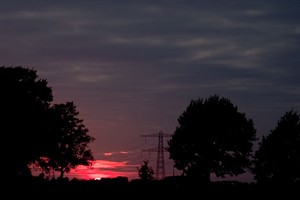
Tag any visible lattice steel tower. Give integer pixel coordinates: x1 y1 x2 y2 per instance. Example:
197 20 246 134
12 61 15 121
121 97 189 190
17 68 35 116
141 131 171 180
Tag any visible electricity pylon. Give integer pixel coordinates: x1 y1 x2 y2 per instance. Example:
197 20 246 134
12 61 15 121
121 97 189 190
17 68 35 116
141 130 171 180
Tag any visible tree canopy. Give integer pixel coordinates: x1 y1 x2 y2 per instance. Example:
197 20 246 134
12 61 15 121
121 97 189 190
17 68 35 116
167 95 257 183
137 160 155 181
0 66 53 178
41 102 95 179
0 66 95 180
254 110 300 184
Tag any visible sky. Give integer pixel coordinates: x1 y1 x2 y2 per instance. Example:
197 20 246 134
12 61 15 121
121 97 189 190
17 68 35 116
1 0 300 182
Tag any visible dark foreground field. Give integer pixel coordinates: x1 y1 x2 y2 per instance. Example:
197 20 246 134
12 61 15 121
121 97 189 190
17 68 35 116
4 177 300 199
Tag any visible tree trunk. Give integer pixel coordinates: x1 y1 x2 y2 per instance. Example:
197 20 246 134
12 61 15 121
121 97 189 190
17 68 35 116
204 171 210 184
59 168 64 179
200 164 210 184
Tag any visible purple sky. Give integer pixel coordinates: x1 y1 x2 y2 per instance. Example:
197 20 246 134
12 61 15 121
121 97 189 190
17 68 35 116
1 0 300 181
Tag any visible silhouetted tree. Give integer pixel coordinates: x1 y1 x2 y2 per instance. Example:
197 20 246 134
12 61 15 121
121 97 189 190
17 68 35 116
39 102 95 178
138 160 155 181
167 95 257 183
0 66 53 179
254 110 300 184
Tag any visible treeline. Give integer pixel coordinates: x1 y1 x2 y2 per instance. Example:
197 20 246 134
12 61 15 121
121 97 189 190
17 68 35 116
1 65 300 188
139 94 300 185
167 95 300 185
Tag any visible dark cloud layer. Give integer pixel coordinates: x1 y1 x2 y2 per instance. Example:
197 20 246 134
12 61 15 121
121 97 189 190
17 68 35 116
1 0 300 181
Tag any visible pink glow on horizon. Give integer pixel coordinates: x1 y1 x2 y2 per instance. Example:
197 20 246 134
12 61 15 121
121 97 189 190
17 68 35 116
89 159 129 168
32 159 140 181
68 168 138 181
68 160 139 180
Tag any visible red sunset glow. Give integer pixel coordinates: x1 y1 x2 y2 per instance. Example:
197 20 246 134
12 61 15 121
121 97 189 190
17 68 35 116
31 159 140 181
68 160 139 180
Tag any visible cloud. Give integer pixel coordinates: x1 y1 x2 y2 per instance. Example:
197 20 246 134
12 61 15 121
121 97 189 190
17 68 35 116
2 1 300 182
103 151 129 157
